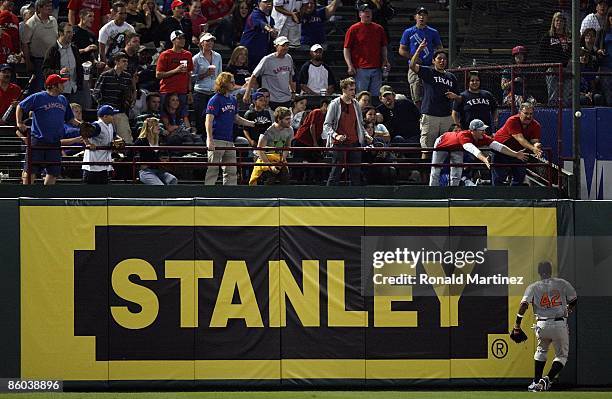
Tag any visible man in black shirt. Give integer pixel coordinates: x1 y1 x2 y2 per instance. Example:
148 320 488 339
409 40 459 159
376 85 420 145
452 71 498 134
158 0 192 48
72 8 98 63
243 91 273 146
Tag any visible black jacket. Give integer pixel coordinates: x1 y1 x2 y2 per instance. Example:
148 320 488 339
42 42 84 91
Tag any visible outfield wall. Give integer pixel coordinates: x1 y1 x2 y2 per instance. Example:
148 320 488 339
0 196 610 389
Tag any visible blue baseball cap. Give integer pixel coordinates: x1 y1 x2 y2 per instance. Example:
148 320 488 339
469 119 488 131
0 64 12 71
97 105 121 117
252 92 265 102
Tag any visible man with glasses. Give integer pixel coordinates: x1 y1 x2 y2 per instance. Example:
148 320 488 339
93 51 134 143
492 102 542 186
98 1 135 64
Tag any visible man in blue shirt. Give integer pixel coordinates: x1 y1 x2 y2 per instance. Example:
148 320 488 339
300 0 338 49
241 0 278 71
205 72 256 185
16 74 78 185
398 6 442 108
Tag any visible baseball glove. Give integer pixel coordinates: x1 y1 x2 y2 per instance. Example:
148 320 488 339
112 138 125 150
510 327 528 343
79 122 96 139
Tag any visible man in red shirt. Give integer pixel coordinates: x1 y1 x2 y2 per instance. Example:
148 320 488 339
156 29 193 121
430 119 527 186
0 0 19 51
201 0 233 47
324 77 368 186
0 64 21 124
492 102 543 185
67 0 111 36
343 3 389 95
294 99 329 184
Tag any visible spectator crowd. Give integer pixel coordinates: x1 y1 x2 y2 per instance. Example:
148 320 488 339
0 0 608 185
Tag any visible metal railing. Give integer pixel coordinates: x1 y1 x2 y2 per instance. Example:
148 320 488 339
20 142 559 188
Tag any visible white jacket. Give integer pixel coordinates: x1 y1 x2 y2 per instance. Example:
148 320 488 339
82 120 115 172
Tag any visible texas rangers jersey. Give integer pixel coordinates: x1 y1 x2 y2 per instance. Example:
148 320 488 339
521 277 577 319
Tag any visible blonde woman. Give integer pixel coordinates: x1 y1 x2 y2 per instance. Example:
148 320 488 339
539 11 572 105
134 117 178 185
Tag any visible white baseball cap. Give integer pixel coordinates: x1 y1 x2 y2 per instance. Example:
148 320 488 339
310 44 323 52
170 30 185 41
199 32 216 42
274 36 290 46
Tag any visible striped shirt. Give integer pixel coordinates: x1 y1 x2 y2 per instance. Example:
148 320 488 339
93 68 133 113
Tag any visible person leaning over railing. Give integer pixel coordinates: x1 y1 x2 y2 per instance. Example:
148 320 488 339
491 102 542 186
134 117 178 185
429 119 528 187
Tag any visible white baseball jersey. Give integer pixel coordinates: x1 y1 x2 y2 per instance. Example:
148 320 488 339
521 277 577 319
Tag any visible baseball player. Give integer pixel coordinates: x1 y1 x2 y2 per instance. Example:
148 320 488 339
513 261 577 392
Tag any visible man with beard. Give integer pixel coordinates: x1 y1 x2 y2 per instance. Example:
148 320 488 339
492 102 542 186
452 71 498 134
297 44 336 95
376 84 420 145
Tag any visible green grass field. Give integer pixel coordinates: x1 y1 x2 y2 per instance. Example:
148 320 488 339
1 391 610 399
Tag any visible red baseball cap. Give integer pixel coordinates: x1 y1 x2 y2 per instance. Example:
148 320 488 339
171 0 184 9
45 74 69 87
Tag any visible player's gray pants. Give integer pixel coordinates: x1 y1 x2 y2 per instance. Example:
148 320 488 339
534 319 570 365
429 137 464 186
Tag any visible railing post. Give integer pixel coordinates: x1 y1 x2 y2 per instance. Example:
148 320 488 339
557 63 564 189
25 134 32 184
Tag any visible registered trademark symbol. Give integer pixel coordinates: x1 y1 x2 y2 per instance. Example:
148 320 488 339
491 338 508 359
